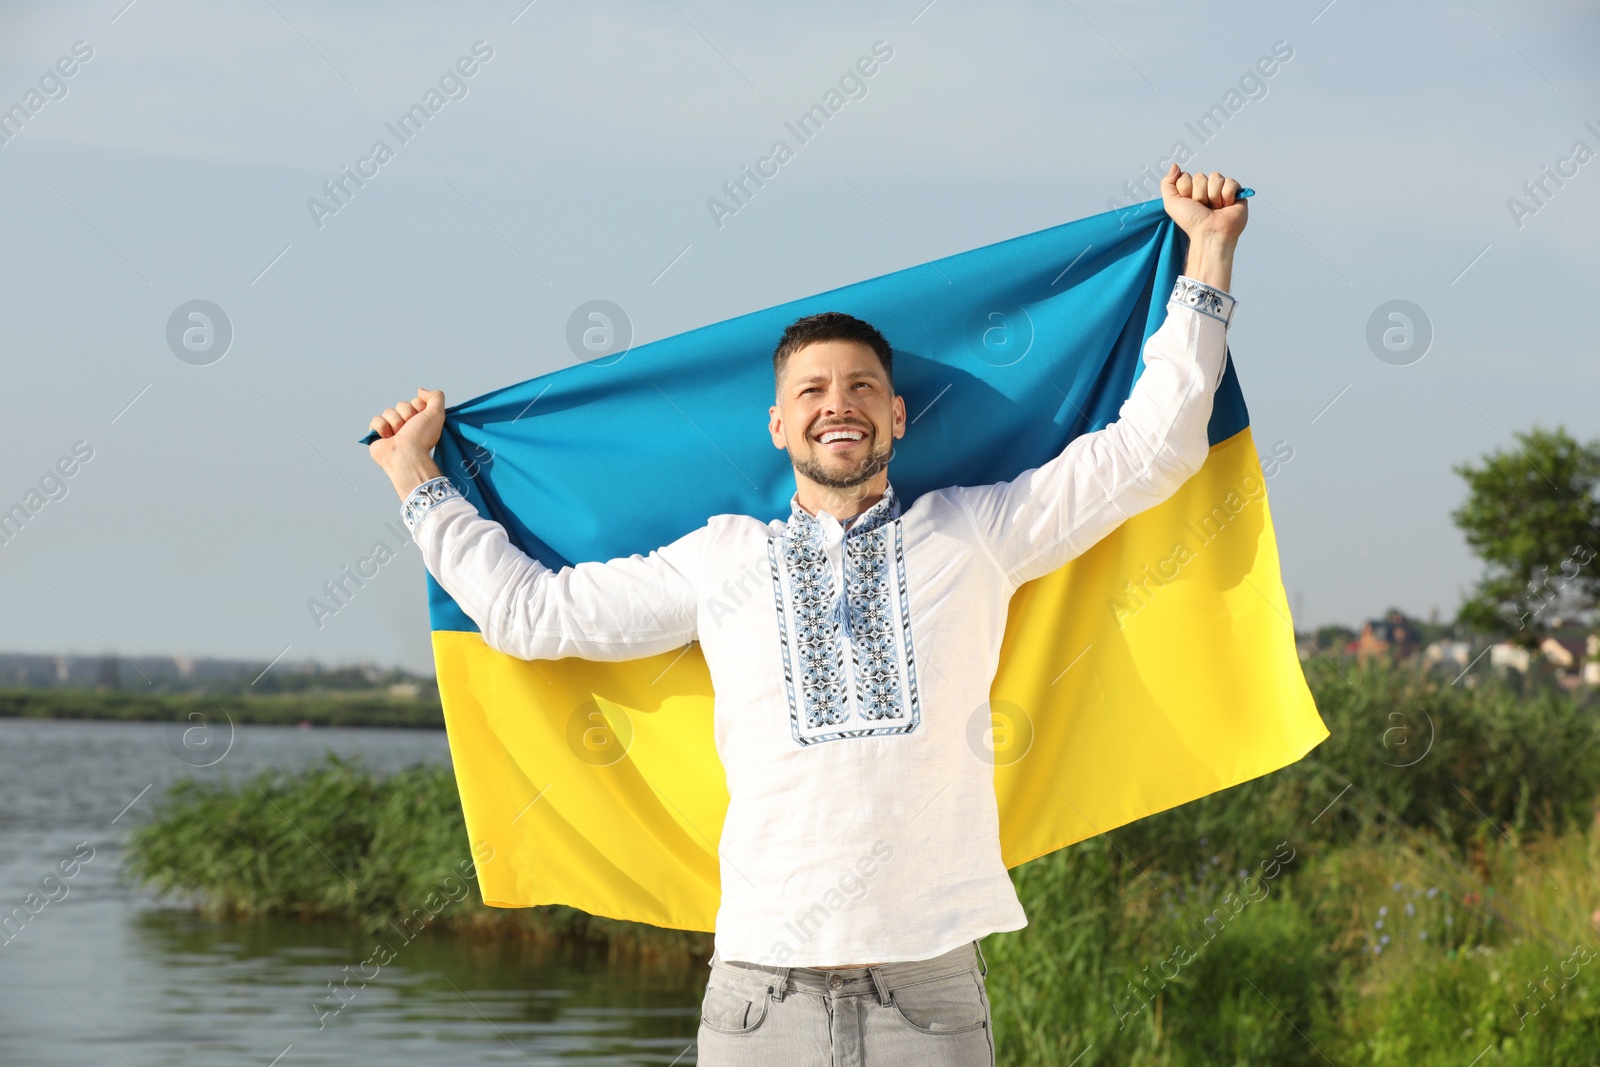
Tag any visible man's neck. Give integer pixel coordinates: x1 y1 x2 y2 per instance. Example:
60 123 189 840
794 470 889 526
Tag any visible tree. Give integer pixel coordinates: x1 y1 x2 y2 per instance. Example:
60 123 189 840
1451 426 1600 648
1386 605 1455 647
1311 624 1357 654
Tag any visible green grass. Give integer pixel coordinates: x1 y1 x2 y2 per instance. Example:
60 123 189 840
123 656 1600 1061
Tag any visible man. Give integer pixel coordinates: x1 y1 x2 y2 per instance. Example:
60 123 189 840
368 164 1246 1066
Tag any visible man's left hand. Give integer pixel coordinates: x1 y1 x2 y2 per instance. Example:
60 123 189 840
1160 165 1248 246
1161 165 1245 291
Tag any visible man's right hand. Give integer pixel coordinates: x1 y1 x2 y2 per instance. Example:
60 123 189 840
368 387 447 500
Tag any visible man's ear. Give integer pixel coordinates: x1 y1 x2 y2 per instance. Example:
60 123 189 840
892 394 907 439
769 403 786 449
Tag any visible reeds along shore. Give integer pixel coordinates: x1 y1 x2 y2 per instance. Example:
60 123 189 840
124 656 1600 1064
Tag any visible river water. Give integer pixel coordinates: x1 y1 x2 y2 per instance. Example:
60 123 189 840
0 718 704 1065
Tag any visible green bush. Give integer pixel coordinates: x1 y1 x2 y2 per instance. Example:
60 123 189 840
1332 940 1600 1066
1109 656 1600 884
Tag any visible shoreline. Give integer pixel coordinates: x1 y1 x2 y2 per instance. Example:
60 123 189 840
0 687 444 730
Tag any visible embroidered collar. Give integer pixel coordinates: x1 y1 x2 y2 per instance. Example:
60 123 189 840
786 482 901 542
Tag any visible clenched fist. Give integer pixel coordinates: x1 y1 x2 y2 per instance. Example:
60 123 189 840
1159 165 1246 292
368 387 446 500
1160 165 1248 243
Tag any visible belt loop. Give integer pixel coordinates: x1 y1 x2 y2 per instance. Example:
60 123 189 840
974 939 988 978
868 964 892 1007
771 966 792 1002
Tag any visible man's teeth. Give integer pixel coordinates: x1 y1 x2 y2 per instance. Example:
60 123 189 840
819 430 864 443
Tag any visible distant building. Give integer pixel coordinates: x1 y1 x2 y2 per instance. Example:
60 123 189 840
1355 611 1420 663
94 655 119 692
1489 642 1531 673
0 651 435 693
1422 639 1474 673
1487 630 1598 687
1541 633 1588 672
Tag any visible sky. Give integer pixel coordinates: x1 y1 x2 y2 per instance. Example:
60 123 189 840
0 0 1595 677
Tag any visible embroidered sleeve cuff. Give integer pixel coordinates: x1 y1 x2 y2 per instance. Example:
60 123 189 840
401 476 463 536
1169 277 1238 326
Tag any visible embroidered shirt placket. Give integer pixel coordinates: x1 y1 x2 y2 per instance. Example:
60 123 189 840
819 513 858 707
778 488 906 740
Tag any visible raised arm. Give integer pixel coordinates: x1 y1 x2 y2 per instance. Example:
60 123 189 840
948 167 1248 589
369 389 702 661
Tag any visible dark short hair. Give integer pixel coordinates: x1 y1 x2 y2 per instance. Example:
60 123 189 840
772 311 893 395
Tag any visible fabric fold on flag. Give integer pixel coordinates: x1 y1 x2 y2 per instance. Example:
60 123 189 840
359 190 1328 933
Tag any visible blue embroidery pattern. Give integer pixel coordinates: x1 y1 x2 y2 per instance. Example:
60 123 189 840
1170 277 1236 326
769 484 922 746
400 476 463 536
780 531 848 728
845 527 902 721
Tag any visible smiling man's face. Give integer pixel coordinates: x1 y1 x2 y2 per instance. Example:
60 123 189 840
769 339 906 494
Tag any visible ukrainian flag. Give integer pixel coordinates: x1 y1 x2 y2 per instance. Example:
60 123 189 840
360 195 1328 932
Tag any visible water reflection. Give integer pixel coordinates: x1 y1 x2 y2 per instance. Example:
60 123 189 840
125 910 703 1064
0 719 704 1065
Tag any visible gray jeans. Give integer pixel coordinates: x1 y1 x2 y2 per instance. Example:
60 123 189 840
695 939 995 1066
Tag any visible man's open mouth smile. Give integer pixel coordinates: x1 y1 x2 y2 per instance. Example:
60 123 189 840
814 426 868 452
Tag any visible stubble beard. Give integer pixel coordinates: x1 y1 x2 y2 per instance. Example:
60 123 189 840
789 428 891 491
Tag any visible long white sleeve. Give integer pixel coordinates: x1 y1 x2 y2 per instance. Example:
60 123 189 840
948 276 1235 589
402 485 705 662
